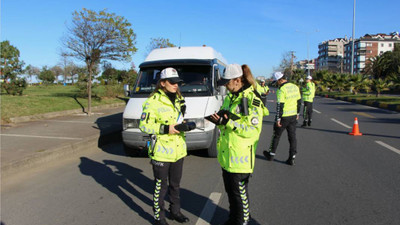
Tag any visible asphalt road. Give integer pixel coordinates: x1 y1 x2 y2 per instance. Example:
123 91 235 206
2 93 400 225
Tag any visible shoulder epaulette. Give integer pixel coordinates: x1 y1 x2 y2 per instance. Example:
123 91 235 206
252 89 262 107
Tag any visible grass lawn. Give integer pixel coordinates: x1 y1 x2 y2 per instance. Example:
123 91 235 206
1 85 128 122
319 91 400 104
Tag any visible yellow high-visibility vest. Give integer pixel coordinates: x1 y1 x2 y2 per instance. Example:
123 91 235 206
277 83 301 117
217 85 268 173
139 90 187 162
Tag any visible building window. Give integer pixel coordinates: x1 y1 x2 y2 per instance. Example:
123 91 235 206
381 43 384 47
389 43 392 47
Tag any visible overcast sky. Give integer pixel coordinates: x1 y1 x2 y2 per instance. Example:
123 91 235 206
2 0 399 78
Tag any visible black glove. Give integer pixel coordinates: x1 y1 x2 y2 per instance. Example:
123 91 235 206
218 115 229 125
174 122 196 132
218 110 240 120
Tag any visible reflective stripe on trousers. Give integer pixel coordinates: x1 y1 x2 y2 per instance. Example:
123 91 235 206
222 169 251 225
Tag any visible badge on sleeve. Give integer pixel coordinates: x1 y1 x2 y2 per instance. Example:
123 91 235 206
141 112 147 121
251 117 259 125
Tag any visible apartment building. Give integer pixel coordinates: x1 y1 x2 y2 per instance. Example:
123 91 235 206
296 59 315 72
317 38 349 72
343 32 400 74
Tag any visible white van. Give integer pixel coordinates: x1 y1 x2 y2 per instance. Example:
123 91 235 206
122 46 227 157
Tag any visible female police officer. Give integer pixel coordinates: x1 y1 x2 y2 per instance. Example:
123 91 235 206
139 67 189 225
210 64 268 225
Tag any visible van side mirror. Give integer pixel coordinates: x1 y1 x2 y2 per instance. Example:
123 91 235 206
219 86 227 96
123 84 130 97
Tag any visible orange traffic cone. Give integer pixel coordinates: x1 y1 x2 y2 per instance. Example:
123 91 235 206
349 117 362 136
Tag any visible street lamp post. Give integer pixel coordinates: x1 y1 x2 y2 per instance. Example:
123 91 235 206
351 0 356 75
307 34 310 76
296 29 319 77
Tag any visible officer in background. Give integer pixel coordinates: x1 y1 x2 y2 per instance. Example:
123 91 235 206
255 79 269 106
263 72 301 166
257 80 270 96
301 75 316 127
210 64 268 225
139 67 189 225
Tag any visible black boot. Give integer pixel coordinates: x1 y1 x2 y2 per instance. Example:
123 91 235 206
263 151 274 161
301 121 307 127
308 120 312 126
154 219 169 225
170 212 189 223
286 156 295 166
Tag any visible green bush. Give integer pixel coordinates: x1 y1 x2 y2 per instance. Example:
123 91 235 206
104 83 124 97
2 78 28 95
75 81 100 98
38 68 55 84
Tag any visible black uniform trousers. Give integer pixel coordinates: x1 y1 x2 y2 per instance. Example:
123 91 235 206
302 101 313 124
152 158 184 221
222 169 251 225
269 115 297 158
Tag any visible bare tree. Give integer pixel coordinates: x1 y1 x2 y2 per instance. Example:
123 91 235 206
25 64 40 84
51 65 63 83
59 54 72 84
274 51 297 79
145 37 176 57
61 8 137 115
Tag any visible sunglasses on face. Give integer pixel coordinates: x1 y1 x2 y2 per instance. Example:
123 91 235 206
167 80 178 85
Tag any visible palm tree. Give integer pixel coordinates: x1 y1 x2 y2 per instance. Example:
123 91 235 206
360 77 373 95
330 73 348 92
317 72 333 92
387 66 400 89
372 78 391 97
348 73 366 95
365 52 392 79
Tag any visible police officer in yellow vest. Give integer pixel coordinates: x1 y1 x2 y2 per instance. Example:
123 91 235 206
139 67 190 225
301 75 316 127
210 64 268 225
257 80 270 96
263 72 301 166
256 80 269 106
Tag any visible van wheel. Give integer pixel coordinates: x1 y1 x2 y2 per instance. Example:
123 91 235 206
123 144 147 157
207 128 219 158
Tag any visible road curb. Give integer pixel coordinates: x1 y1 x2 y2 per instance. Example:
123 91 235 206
1 130 122 178
320 94 400 113
7 103 126 124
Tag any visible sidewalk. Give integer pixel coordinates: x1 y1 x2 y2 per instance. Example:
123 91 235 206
1 106 125 177
318 94 400 112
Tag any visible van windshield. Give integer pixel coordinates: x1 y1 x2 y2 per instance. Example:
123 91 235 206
132 65 212 96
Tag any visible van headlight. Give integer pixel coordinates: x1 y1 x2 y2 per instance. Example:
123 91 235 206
185 118 208 129
123 119 140 130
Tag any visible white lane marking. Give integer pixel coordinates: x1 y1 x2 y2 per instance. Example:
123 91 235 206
0 134 83 140
75 112 104 116
330 118 352 129
313 109 321 114
375 141 400 155
44 120 94 124
45 120 120 125
195 192 222 225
